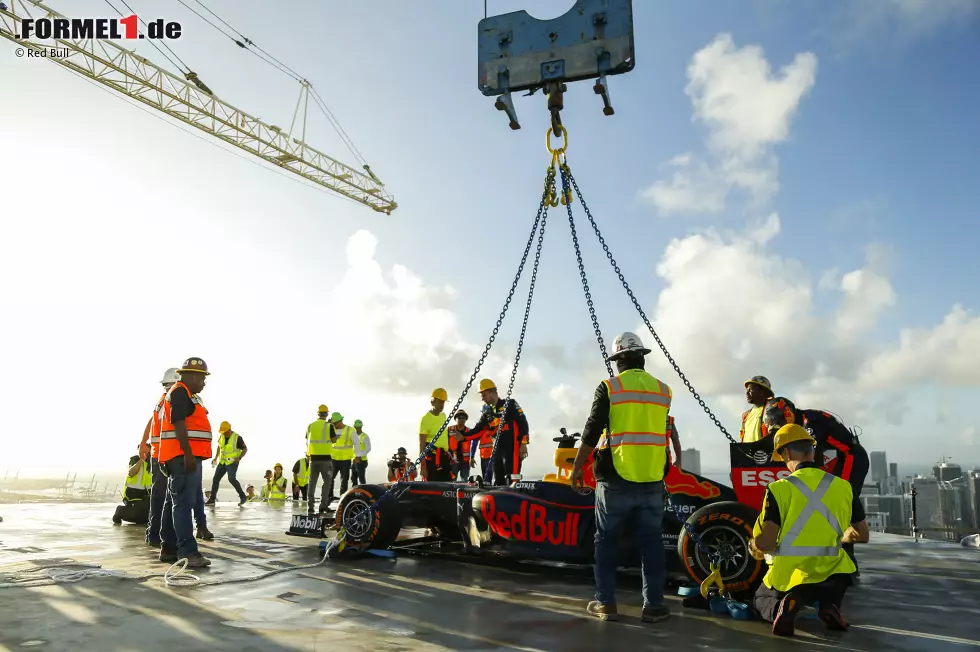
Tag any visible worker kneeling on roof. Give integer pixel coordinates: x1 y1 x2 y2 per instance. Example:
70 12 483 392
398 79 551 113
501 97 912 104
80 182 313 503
112 452 152 525
762 398 871 579
465 379 529 486
570 332 672 624
749 424 870 637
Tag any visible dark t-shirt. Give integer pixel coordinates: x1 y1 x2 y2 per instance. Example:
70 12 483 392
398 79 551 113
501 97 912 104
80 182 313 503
762 461 866 526
169 386 195 422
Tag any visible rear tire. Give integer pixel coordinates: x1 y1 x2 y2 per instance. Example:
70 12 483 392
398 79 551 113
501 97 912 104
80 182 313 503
336 485 402 551
676 501 764 596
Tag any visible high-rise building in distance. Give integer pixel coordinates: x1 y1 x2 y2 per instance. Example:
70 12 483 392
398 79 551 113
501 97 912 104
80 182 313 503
683 448 701 476
871 451 888 485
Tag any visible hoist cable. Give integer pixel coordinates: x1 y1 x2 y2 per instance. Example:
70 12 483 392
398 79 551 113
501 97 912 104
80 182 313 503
103 0 187 73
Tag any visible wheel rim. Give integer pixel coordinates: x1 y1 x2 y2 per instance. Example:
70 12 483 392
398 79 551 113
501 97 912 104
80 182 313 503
692 524 750 581
342 497 373 539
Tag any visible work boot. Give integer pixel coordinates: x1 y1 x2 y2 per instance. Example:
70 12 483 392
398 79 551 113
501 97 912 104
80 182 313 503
159 548 178 563
112 515 122 525
771 595 800 637
818 604 848 631
204 498 216 506
183 553 211 568
196 526 214 541
587 601 619 622
641 603 671 623
238 495 247 507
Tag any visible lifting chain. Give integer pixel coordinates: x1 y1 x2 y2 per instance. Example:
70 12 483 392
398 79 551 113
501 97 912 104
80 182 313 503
561 168 738 445
560 162 612 378
329 165 556 555
555 146 724 577
484 169 551 485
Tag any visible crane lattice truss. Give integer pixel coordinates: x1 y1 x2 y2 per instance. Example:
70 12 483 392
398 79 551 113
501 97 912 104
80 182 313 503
0 0 396 214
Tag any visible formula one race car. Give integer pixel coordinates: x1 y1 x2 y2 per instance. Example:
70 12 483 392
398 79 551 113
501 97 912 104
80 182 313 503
289 428 804 594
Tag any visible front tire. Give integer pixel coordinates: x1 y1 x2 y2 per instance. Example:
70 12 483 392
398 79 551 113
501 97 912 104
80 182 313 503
676 501 764 596
335 485 402 551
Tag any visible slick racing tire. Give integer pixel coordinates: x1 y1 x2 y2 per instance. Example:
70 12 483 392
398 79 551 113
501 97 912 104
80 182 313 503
336 485 402 552
677 501 764 596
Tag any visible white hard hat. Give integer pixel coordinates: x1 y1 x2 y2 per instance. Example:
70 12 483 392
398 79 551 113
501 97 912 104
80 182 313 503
159 367 180 385
606 332 652 361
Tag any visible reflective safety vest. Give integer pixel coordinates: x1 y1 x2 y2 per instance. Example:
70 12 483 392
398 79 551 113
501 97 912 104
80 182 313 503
356 433 370 460
478 431 493 459
123 461 152 501
754 467 857 592
269 475 287 500
158 382 213 463
149 393 166 459
393 461 417 482
331 425 356 461
306 419 334 456
599 369 671 483
296 458 310 487
217 431 243 465
448 425 470 462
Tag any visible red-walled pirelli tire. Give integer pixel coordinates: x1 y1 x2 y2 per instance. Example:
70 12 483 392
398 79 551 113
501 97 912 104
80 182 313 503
676 501 765 597
335 485 401 552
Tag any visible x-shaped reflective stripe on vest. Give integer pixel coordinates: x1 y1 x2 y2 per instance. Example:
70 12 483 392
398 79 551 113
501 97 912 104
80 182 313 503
774 473 843 558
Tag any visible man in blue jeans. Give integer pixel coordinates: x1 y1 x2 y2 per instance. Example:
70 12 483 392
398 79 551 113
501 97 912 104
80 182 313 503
571 332 672 624
157 357 214 567
144 367 213 546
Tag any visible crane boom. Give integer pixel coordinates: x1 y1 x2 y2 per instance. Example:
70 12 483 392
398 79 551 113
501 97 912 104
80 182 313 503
0 0 397 214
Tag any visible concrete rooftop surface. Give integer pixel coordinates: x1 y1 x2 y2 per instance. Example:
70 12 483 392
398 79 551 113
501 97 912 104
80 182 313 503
1 502 978 651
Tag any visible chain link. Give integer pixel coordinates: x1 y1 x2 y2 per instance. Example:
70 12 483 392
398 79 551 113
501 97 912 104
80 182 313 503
560 163 613 377
329 166 556 554
484 169 552 485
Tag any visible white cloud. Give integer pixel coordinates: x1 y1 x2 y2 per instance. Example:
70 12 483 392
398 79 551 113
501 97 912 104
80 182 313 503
330 229 545 401
833 244 897 340
643 34 817 215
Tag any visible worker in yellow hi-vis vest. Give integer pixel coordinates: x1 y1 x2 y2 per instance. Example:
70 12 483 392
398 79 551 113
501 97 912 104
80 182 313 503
306 404 337 514
570 332 672 624
330 412 357 496
206 421 248 506
749 424 869 637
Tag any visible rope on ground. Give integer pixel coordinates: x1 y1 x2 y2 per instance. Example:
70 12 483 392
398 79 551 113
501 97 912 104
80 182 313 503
0 543 337 590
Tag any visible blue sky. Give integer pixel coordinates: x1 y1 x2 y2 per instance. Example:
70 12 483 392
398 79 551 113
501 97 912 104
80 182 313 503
1 0 978 479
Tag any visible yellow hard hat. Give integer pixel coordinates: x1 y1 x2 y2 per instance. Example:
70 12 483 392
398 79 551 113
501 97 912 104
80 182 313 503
431 388 448 401
274 462 283 469
218 421 231 434
770 424 816 462
317 404 329 413
479 379 497 392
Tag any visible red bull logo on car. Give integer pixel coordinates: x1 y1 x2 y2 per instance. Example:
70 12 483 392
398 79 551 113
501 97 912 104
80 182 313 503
480 495 580 546
665 466 721 499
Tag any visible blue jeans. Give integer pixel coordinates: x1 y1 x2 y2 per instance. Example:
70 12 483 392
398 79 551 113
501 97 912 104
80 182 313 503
146 458 167 544
160 457 203 558
210 460 246 502
194 480 206 528
594 480 666 608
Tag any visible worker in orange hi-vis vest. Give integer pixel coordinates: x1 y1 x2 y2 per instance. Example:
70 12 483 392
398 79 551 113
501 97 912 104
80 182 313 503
156 357 214 568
